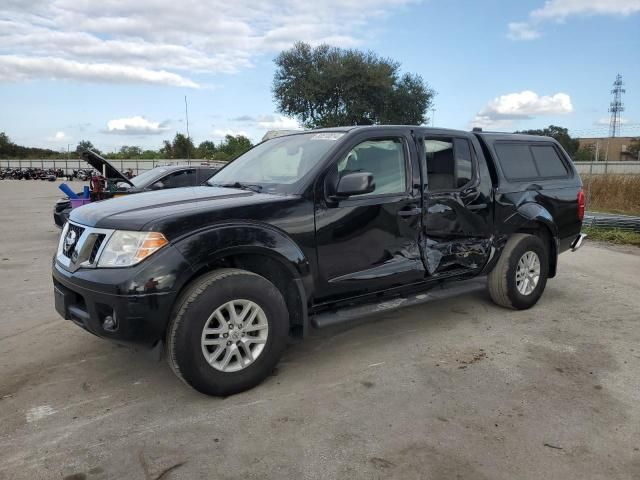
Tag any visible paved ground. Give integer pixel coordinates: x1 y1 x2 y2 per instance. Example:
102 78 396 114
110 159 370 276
0 180 639 480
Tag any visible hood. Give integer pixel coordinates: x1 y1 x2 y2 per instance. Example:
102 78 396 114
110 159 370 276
69 186 289 232
81 150 134 186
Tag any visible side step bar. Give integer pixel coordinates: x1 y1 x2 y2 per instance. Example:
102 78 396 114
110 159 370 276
311 278 487 329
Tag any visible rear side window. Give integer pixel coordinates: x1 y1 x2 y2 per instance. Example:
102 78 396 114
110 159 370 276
531 145 568 177
494 144 538 180
494 142 569 181
424 137 475 190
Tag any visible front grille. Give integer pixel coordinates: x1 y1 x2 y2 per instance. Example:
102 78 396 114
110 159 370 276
62 224 86 259
89 234 106 263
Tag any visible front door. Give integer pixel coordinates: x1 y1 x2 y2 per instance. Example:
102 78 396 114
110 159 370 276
421 135 493 275
314 131 424 302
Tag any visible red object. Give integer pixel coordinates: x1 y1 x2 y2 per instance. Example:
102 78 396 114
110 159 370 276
577 189 585 221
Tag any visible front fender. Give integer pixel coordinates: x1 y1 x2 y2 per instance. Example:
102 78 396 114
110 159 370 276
173 222 311 281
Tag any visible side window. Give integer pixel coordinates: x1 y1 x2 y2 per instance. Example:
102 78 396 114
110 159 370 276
531 145 568 178
424 137 474 190
493 143 538 180
494 143 570 181
158 169 196 189
337 139 407 196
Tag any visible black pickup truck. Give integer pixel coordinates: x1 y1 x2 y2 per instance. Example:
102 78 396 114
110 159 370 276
52 126 585 396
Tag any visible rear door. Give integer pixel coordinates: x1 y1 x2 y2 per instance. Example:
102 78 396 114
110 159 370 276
421 134 493 275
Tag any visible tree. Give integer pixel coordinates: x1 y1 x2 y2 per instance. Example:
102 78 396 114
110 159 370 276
160 134 195 159
197 140 217 159
217 135 252 159
515 125 580 157
0 132 15 158
75 140 100 155
273 42 434 128
573 145 596 162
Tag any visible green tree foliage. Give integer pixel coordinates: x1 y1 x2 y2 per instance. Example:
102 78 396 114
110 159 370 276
218 135 252 159
172 133 195 158
515 125 580 157
197 140 218 159
75 140 100 155
573 145 596 162
0 132 252 161
0 132 63 159
273 42 434 128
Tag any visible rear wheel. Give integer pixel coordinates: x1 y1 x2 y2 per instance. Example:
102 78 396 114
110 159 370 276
167 268 289 396
488 233 548 310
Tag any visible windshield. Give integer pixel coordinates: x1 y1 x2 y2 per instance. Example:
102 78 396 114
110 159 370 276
207 132 344 193
129 167 169 187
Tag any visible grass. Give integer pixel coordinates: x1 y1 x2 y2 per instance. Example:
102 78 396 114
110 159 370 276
582 227 640 247
582 174 640 216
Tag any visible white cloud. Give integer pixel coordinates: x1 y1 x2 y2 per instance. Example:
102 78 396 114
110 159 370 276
105 116 170 135
471 91 573 129
257 116 301 130
507 22 541 41
0 0 416 85
0 55 198 87
595 116 631 126
531 0 640 21
508 0 640 40
47 130 69 141
212 128 250 139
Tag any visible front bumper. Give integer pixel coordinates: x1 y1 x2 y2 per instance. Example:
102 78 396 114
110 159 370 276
52 243 194 347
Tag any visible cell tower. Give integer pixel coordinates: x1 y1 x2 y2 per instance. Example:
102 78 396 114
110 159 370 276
608 74 625 137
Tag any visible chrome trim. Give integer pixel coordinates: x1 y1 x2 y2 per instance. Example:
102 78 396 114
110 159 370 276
570 233 587 252
56 221 115 272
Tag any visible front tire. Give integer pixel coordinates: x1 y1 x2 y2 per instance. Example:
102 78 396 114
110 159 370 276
487 233 548 310
167 269 289 396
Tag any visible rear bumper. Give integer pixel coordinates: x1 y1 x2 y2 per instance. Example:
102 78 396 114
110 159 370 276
570 233 587 251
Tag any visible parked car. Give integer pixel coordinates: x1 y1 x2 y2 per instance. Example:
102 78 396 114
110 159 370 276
53 152 218 227
52 126 585 396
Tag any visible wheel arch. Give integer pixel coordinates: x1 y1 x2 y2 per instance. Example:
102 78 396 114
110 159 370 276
507 203 559 278
172 224 313 338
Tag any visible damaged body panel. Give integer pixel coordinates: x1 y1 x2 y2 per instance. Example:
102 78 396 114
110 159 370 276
53 125 584 352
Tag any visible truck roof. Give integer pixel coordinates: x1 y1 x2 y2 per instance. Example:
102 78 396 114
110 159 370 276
281 125 556 144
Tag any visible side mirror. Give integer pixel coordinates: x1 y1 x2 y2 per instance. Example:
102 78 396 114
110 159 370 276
150 181 165 190
334 172 375 198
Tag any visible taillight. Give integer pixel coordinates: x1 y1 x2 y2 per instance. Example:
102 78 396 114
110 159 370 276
577 189 585 221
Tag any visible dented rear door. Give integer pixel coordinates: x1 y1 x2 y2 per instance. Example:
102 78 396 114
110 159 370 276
421 133 493 276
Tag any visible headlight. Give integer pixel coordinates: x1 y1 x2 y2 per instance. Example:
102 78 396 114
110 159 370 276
97 231 168 267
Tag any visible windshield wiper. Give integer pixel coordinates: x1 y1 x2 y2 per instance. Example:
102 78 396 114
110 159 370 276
210 181 263 193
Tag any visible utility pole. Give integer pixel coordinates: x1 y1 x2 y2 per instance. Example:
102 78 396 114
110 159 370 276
184 95 191 163
430 108 436 127
608 74 625 138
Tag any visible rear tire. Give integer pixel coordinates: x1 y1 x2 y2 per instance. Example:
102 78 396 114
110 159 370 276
487 233 548 310
167 268 289 396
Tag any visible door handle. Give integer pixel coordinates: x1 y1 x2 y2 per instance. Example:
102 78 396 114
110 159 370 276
398 207 422 217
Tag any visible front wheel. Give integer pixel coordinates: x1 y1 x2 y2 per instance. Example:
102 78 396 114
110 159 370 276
487 233 549 310
167 268 289 396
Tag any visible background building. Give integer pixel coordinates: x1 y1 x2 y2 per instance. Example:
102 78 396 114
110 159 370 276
577 137 639 161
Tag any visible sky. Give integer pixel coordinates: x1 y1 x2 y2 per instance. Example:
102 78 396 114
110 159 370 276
0 0 639 152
